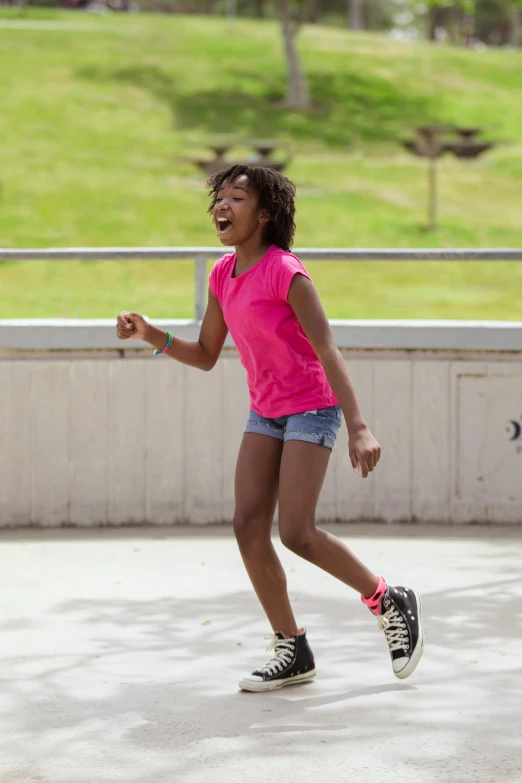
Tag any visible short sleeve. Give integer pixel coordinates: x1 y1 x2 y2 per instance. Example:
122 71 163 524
209 253 233 304
208 262 219 300
271 253 311 302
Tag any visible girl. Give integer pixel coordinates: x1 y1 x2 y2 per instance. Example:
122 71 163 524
116 164 424 692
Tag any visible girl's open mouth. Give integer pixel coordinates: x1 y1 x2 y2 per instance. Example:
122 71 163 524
217 217 233 234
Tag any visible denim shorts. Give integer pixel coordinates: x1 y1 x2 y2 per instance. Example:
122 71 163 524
244 405 343 450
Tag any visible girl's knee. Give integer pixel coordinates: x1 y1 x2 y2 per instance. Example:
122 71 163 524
233 511 271 549
279 520 316 557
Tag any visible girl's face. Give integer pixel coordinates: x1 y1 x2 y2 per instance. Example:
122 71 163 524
212 175 270 246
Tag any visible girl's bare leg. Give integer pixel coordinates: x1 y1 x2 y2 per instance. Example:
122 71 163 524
278 441 378 597
233 433 299 635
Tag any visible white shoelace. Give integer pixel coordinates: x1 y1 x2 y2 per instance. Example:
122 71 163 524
377 606 409 653
257 634 295 676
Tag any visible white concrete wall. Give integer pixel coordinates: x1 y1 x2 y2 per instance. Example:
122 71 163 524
0 321 521 527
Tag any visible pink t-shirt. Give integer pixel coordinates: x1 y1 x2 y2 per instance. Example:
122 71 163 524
209 244 338 418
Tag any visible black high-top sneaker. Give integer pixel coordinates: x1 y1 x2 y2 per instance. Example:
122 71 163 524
375 586 424 680
239 630 316 692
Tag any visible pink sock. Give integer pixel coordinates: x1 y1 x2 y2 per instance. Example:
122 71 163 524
361 576 387 615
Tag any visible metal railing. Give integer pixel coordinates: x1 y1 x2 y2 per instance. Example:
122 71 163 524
2 247 521 321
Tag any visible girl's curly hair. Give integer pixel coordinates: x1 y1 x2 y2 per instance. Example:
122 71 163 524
207 164 296 252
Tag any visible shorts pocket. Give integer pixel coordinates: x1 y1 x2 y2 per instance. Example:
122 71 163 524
316 405 342 422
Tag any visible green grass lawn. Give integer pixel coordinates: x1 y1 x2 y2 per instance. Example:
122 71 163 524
2 258 521 320
0 9 521 318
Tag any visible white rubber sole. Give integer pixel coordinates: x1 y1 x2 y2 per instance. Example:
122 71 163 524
394 590 424 680
239 668 316 693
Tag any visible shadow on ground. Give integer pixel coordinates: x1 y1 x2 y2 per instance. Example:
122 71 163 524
76 63 437 147
1 562 521 782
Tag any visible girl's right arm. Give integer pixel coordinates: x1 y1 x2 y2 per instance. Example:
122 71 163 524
116 289 228 372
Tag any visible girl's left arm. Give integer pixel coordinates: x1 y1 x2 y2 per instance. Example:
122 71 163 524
288 274 381 478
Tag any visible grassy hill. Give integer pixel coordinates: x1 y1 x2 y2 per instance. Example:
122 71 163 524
0 9 521 318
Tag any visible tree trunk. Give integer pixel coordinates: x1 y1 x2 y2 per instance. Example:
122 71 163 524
253 0 267 17
349 0 365 30
427 5 438 41
277 0 311 109
510 6 521 46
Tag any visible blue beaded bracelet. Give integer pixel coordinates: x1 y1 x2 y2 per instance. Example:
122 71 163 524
154 331 173 356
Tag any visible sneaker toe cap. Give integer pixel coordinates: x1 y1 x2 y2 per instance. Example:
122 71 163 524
241 673 265 684
392 656 410 675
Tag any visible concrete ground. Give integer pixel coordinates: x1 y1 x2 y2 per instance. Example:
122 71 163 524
0 524 521 783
